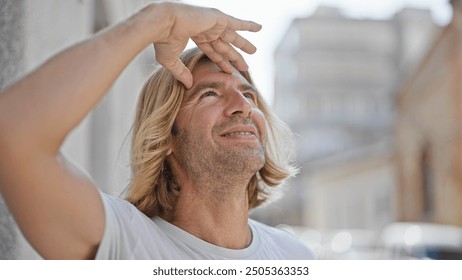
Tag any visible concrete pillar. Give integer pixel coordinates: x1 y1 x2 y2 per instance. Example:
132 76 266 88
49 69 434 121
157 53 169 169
0 0 25 260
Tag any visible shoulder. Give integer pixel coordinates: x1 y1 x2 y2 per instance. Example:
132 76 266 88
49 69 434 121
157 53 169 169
249 219 316 259
249 219 296 242
100 192 135 215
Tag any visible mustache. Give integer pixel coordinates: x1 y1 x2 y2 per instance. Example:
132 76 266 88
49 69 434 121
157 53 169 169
214 116 260 134
172 116 260 137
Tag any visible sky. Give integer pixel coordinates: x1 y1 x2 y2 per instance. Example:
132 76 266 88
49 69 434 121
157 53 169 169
183 0 453 104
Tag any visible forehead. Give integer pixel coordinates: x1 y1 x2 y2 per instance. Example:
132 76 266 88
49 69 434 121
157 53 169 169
190 60 252 87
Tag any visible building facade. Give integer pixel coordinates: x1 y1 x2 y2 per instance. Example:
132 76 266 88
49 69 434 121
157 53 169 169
263 6 441 230
395 0 462 227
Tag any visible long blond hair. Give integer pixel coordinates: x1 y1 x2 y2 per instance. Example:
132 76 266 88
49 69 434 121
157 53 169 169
125 47 298 218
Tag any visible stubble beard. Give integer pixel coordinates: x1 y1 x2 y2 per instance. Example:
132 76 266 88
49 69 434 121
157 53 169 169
175 126 265 198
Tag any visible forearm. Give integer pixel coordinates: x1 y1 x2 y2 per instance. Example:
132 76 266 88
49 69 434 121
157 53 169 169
0 3 169 153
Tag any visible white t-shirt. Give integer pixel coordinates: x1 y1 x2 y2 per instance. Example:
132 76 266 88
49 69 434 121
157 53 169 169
95 193 315 260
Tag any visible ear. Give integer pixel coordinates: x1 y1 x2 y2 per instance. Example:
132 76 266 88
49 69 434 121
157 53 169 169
166 132 175 156
167 122 179 156
166 145 173 156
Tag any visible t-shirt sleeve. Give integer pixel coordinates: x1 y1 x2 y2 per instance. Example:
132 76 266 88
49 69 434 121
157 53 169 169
95 192 139 259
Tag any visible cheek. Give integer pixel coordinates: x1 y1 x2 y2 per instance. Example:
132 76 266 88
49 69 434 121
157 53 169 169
178 108 219 140
252 109 267 142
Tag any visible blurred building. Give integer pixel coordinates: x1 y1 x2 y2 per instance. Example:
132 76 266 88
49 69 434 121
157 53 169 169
395 0 462 227
0 0 156 259
256 6 442 230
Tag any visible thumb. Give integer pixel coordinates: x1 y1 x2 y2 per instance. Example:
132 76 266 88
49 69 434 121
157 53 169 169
161 58 193 89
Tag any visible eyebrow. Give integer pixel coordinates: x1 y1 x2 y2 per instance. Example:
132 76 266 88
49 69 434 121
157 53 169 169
187 81 259 101
239 84 259 94
187 82 222 101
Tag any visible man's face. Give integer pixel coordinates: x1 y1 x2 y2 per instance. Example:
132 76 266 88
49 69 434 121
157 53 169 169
168 60 266 184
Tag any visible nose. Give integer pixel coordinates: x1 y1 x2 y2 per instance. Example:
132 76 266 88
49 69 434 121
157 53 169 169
224 90 253 117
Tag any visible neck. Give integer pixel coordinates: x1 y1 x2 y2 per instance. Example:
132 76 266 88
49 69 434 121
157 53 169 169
168 179 252 249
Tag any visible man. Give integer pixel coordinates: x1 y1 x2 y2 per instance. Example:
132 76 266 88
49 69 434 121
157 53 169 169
0 2 314 259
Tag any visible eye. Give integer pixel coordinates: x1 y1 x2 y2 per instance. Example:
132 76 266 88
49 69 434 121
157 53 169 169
243 92 257 102
243 92 253 99
200 90 218 98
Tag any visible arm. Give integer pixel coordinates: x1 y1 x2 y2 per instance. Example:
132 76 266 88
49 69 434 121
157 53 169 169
0 2 261 259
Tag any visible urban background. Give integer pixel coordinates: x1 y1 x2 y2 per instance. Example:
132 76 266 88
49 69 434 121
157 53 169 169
1 0 462 259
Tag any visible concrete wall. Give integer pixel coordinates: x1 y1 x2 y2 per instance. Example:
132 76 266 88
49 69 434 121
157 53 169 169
0 0 25 260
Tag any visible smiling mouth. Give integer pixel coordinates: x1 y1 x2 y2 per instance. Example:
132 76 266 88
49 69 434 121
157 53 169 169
223 131 255 137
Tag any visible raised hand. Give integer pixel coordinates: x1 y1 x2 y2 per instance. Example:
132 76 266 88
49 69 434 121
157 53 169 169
150 3 262 88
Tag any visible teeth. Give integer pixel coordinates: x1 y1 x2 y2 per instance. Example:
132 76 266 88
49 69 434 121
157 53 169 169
225 131 253 136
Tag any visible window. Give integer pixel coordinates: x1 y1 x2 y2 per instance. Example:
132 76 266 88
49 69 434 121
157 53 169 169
420 147 434 221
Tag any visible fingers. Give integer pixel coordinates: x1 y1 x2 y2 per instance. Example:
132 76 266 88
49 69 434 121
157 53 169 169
220 29 257 54
196 41 235 73
212 38 248 70
192 15 260 73
151 3 262 87
224 14 262 33
194 29 255 73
